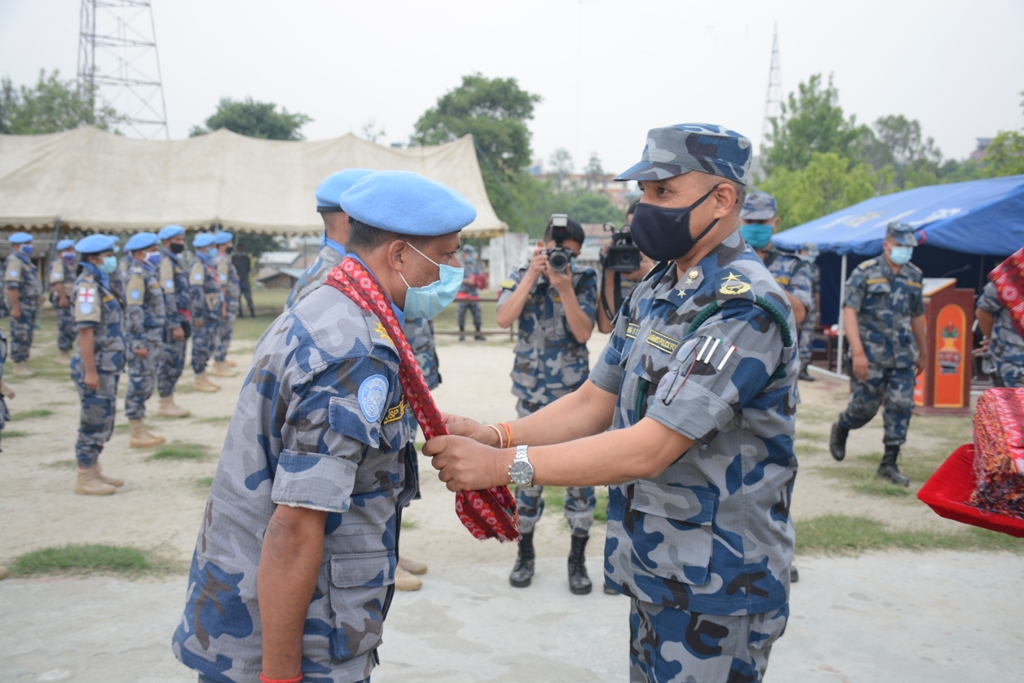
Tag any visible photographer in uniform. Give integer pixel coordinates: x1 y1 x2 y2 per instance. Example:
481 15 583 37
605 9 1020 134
427 124 798 682
496 215 598 594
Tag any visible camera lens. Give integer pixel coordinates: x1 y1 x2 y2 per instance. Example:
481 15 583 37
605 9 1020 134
548 249 569 273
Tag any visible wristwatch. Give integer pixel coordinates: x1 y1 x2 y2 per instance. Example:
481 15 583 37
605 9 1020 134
508 445 534 487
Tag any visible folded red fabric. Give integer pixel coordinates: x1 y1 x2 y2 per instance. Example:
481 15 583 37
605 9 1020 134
971 387 1024 519
989 245 1024 339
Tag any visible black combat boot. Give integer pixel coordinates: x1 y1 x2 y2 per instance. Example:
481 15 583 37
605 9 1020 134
458 328 466 342
830 422 849 461
509 531 535 588
798 364 815 381
877 445 910 486
568 534 592 595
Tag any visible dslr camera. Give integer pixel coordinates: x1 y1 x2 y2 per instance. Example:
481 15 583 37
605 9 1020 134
601 222 641 273
545 214 574 274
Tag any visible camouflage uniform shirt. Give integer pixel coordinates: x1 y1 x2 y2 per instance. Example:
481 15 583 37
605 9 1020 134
762 246 813 313
286 243 346 311
159 246 192 330
459 252 482 297
4 250 43 301
844 257 924 369
403 317 440 390
590 230 798 615
498 264 598 406
125 260 166 350
977 281 1024 387
173 281 417 683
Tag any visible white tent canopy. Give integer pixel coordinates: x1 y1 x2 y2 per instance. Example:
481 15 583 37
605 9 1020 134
0 127 507 238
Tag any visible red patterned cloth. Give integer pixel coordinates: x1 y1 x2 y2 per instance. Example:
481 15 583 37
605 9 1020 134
325 257 520 542
989 246 1024 339
970 387 1024 519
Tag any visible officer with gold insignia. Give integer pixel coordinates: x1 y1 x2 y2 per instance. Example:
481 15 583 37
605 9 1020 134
830 221 927 486
428 123 799 683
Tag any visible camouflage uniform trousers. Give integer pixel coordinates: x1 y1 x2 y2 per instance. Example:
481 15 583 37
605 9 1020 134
456 300 482 330
514 398 595 537
798 308 818 367
158 334 188 398
56 303 76 353
125 340 161 420
991 361 1023 389
190 316 219 375
71 358 120 469
630 600 788 683
214 304 238 362
9 299 38 362
838 364 916 447
0 329 8 452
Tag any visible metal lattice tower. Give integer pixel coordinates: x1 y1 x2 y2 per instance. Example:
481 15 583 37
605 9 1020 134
761 22 782 149
77 0 169 139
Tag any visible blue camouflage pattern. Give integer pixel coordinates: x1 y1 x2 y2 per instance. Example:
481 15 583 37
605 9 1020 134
124 259 166 419
286 244 346 311
740 191 778 221
158 245 192 397
214 255 241 362
70 270 125 468
50 254 77 352
762 246 814 375
173 282 417 683
403 317 440 390
799 258 820 367
498 264 598 406
978 281 1024 388
457 247 483 331
590 229 798 617
190 253 222 375
0 329 8 451
615 124 752 186
5 250 43 363
839 366 917 447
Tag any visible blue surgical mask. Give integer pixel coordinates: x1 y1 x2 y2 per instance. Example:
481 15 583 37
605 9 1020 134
146 252 162 268
741 223 774 250
19 244 33 256
400 242 464 319
206 246 219 258
62 252 76 264
100 256 119 274
889 246 913 265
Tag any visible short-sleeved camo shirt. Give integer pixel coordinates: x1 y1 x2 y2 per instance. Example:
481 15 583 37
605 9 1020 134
844 257 925 369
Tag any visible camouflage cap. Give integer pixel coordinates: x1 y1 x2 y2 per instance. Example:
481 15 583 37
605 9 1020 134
615 123 752 185
740 191 777 220
886 221 918 247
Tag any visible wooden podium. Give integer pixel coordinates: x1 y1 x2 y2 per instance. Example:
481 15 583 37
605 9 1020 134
913 278 975 416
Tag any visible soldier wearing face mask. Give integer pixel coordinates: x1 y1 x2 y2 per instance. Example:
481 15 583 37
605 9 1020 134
830 221 927 486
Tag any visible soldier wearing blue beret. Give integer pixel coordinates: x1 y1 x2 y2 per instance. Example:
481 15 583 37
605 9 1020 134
174 171 475 682
123 232 167 449
50 238 79 364
188 232 224 393
831 221 927 486
5 232 43 376
285 168 375 311
70 234 127 496
428 123 798 683
210 231 241 378
155 225 193 417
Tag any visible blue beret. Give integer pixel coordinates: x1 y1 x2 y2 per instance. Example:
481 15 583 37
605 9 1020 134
158 224 185 240
76 234 117 255
8 232 33 244
193 233 216 248
126 232 159 252
214 231 234 245
341 171 476 237
57 239 76 251
741 192 778 220
317 169 375 211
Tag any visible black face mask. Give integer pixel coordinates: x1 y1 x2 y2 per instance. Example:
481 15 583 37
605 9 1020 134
629 185 720 262
169 242 185 254
226 246 234 254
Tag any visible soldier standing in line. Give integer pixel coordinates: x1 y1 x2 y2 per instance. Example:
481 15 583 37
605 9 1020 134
797 242 821 381
0 283 12 455
231 243 256 318
70 235 126 496
830 222 928 486
285 168 374 311
156 225 193 417
123 232 167 449
976 260 1024 388
456 244 485 341
50 238 78 365
5 232 43 377
428 124 798 682
189 233 223 393
211 231 240 378
109 236 127 301
495 216 598 595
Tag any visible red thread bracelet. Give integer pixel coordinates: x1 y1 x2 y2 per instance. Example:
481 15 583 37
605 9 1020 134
259 673 303 683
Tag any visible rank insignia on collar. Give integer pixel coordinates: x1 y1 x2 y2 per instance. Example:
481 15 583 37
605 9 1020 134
372 321 392 343
719 272 752 297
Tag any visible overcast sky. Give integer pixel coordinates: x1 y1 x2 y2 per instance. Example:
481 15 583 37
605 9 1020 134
2 0 1022 176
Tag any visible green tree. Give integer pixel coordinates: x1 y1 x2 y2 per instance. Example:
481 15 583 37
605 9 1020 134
762 73 865 174
0 69 120 134
762 152 883 230
565 192 623 225
190 97 312 140
583 152 605 189
981 91 1024 178
548 148 574 191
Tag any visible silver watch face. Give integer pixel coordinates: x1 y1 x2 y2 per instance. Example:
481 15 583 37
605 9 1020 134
509 460 534 486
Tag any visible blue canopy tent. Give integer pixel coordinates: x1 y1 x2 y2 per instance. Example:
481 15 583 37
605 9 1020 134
772 174 1024 368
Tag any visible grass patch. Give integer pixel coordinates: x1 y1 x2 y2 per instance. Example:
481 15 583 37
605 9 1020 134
196 476 214 488
11 543 156 576
796 515 1024 554
148 441 208 461
401 518 418 529
3 429 29 438
46 459 78 469
198 415 232 424
539 486 610 523
10 408 53 420
820 451 951 499
114 422 130 433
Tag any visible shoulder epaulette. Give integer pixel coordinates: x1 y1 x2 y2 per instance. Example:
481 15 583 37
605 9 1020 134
857 259 877 270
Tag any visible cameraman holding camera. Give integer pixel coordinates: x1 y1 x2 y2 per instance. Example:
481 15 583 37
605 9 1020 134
495 215 598 595
597 201 656 334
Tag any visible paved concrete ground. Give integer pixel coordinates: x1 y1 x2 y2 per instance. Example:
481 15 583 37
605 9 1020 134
2 550 1022 683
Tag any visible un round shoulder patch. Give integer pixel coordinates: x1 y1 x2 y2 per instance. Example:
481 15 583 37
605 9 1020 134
129 289 142 301
164 279 174 289
8 269 17 277
79 302 93 315
192 272 203 282
357 374 389 423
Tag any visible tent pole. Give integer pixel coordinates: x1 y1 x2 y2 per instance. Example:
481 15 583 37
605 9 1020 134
49 217 62 262
837 253 847 377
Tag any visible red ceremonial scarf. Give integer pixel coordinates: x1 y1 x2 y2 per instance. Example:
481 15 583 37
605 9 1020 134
989 246 1024 339
324 257 519 542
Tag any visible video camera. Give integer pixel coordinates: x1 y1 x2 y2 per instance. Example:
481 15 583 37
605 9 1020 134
600 222 641 273
545 214 574 274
